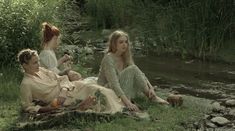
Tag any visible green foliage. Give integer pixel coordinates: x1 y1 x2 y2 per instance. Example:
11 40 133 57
86 0 134 28
0 0 64 66
138 0 234 59
85 0 234 60
0 101 20 131
0 67 21 101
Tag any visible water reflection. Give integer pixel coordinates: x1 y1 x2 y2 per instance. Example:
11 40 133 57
91 51 235 99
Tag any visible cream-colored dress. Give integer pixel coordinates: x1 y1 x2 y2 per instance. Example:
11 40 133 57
20 67 124 114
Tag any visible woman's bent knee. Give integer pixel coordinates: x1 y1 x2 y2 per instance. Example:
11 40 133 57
126 65 139 71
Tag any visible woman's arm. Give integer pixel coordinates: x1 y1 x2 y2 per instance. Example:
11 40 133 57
102 55 125 96
57 54 70 66
102 55 139 111
20 83 42 113
120 95 139 111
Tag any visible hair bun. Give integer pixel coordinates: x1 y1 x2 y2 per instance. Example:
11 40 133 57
41 22 60 43
42 22 51 31
42 22 48 27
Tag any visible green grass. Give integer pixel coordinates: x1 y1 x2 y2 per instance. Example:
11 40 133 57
0 68 212 131
0 101 20 131
0 67 21 101
0 67 21 130
92 92 211 131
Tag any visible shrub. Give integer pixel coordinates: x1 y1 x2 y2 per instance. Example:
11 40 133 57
0 0 64 66
85 0 234 59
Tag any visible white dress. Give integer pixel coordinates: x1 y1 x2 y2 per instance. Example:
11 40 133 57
39 50 60 74
39 49 98 84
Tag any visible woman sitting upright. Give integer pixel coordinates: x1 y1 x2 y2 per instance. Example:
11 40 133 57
98 30 169 111
39 22 81 81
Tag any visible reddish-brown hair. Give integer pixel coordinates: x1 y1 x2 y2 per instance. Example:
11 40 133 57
42 22 60 44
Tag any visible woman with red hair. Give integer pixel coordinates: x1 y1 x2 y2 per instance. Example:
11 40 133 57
39 22 81 81
18 49 124 113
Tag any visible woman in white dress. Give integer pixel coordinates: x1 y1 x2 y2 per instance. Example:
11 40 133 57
18 49 124 114
39 22 81 81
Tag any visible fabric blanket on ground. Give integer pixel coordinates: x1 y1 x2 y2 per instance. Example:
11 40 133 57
13 107 150 130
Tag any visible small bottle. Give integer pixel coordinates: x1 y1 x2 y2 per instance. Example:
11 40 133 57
51 98 59 108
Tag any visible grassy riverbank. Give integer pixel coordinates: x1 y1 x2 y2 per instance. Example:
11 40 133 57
0 67 212 131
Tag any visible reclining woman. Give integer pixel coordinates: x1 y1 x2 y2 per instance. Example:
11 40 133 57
98 30 169 111
39 22 81 81
18 49 124 113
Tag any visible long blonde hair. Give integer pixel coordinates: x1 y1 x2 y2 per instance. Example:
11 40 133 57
107 30 134 67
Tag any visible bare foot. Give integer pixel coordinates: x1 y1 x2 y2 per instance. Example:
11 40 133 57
151 96 169 105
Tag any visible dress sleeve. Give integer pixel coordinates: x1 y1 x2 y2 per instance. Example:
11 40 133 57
20 82 41 113
102 55 125 97
39 51 60 74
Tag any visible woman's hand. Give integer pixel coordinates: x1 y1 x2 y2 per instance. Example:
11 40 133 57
121 95 140 112
68 70 82 81
62 54 71 63
58 54 71 65
148 88 156 99
125 102 139 112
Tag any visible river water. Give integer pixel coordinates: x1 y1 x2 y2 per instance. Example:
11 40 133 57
90 51 235 100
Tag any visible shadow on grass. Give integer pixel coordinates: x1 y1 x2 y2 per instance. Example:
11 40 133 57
1 93 212 131
0 68 212 131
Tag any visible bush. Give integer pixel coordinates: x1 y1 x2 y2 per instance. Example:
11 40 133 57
85 0 134 28
85 0 234 59
0 0 65 66
138 0 234 59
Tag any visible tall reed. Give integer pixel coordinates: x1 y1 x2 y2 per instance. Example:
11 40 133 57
85 0 234 59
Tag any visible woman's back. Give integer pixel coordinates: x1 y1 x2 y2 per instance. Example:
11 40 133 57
39 50 60 74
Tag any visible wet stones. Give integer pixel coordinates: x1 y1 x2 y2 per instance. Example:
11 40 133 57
211 116 230 126
189 98 235 130
211 102 226 112
229 109 235 116
205 121 217 128
225 99 235 107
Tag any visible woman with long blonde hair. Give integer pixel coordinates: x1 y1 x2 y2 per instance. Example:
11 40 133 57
98 30 168 111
